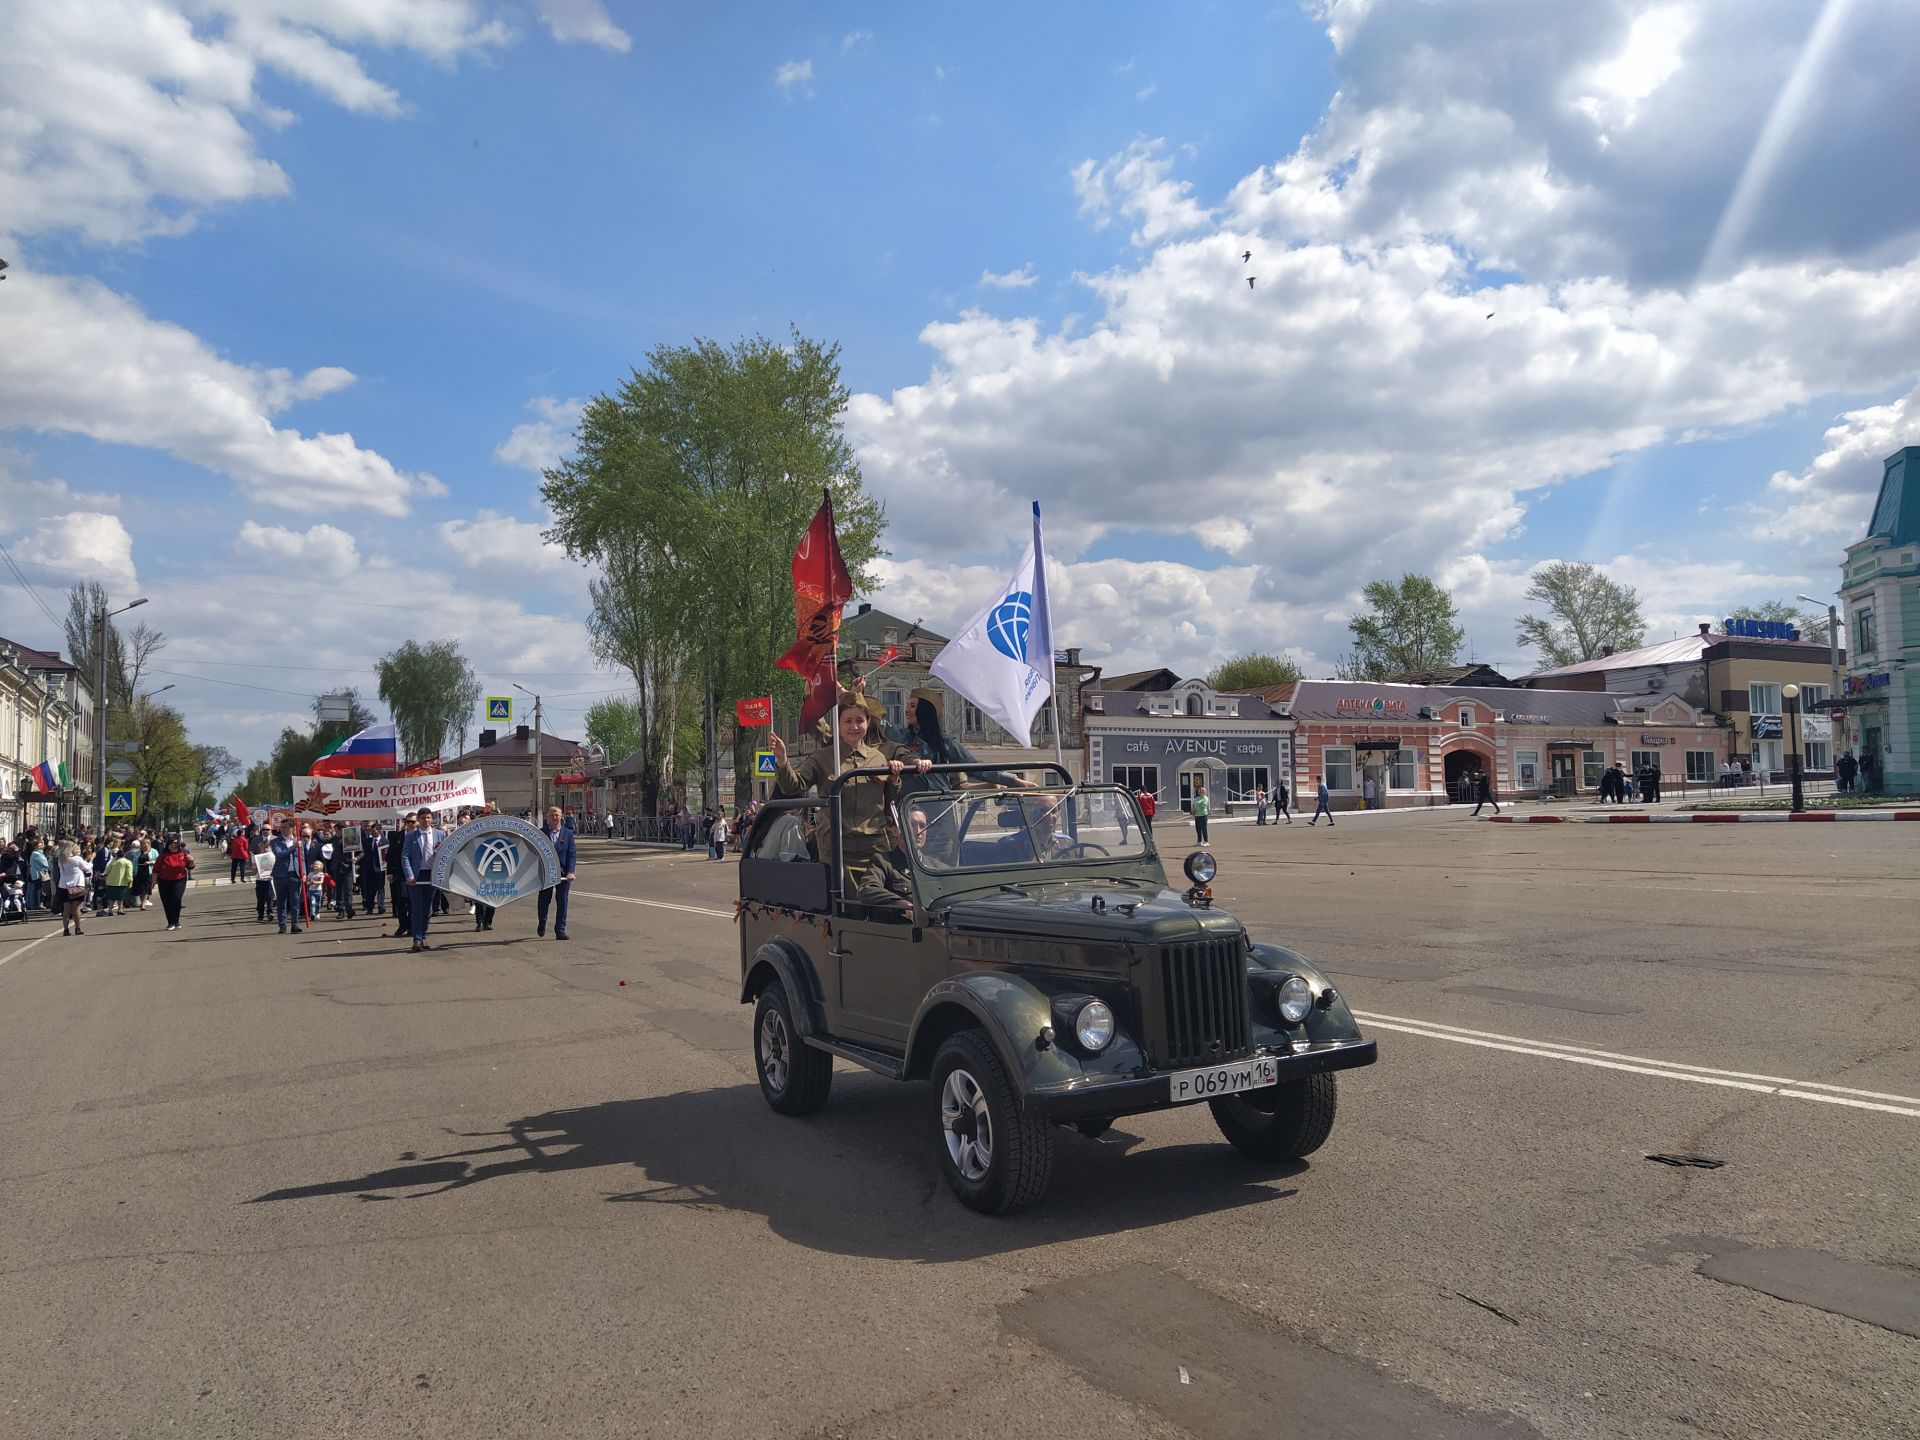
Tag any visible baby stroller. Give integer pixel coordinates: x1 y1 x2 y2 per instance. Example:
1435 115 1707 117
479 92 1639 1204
1 878 27 925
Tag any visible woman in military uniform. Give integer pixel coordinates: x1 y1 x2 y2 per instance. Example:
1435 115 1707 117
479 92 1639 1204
769 691 931 891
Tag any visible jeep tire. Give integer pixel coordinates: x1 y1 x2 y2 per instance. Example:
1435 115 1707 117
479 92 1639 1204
1210 1072 1337 1161
753 979 832 1116
929 1030 1054 1214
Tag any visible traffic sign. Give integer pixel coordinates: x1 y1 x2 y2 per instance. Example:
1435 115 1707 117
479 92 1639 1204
486 696 512 722
754 750 777 776
105 786 137 816
105 740 139 755
1830 708 1845 724
105 758 137 782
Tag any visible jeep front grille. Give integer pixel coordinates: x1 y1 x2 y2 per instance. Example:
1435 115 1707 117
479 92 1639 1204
1157 939 1251 1069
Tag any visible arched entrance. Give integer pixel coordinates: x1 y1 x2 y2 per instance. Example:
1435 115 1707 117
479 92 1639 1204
1177 757 1226 812
1443 747 1492 804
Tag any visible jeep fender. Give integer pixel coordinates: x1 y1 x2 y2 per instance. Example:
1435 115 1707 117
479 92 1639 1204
740 937 827 1038
906 973 1092 1096
1248 941 1365 1045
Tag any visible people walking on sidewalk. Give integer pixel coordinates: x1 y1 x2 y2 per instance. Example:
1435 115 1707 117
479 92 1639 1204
227 828 250 883
1255 787 1269 825
103 846 134 915
1472 770 1500 816
1309 776 1335 826
154 836 195 930
58 843 90 935
1137 789 1156 833
1274 778 1293 823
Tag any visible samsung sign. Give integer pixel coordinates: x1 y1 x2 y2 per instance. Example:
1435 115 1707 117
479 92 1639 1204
1724 617 1798 641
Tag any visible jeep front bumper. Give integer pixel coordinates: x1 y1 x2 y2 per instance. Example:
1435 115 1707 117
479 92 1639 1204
1025 1036 1378 1121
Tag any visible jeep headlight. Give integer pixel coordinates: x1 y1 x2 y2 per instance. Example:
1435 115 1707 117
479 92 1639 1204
1183 850 1216 885
1278 975 1314 1025
1073 999 1115 1052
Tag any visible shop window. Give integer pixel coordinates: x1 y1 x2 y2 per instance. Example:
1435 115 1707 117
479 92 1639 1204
1582 751 1604 789
1514 750 1540 790
1458 707 1475 728
1111 763 1159 797
1323 747 1355 792
1748 682 1782 718
1803 737 1831 772
1684 751 1715 783
1799 683 1829 709
1223 765 1270 802
1389 748 1418 789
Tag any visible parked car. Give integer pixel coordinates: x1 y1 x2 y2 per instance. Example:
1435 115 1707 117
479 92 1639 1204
736 764 1377 1213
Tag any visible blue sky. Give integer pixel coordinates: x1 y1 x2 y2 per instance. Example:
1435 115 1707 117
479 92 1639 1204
2 0 1917 763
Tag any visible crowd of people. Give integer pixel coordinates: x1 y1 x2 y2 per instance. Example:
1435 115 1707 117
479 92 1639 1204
0 826 199 934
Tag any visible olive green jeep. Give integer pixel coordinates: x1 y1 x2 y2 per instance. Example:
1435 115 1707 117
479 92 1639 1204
737 764 1377 1214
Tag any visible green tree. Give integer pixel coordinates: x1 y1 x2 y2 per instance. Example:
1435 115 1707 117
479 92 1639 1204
1515 562 1646 668
1205 652 1302 691
584 695 644 763
544 330 886 808
238 758 276 805
1345 574 1466 681
375 641 483 765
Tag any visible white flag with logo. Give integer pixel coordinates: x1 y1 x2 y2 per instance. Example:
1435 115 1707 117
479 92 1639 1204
930 503 1054 747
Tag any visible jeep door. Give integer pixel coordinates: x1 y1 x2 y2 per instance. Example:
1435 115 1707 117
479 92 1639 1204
832 916 948 1049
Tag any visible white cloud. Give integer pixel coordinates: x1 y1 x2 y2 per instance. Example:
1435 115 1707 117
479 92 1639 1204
233 520 361 578
10 512 138 592
774 59 814 98
1072 138 1212 247
840 30 873 58
979 264 1037 290
437 510 582 588
1135 83 1157 103
0 270 444 516
495 395 586 474
1754 382 1919 545
0 0 520 245
532 0 633 53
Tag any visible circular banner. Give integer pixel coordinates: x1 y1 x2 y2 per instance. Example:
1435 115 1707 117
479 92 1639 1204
430 815 561 907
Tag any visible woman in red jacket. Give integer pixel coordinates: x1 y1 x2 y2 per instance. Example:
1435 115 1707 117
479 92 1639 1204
227 828 251 884
154 836 195 931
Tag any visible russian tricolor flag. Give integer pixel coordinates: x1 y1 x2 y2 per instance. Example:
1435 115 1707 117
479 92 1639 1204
31 759 66 792
310 723 399 777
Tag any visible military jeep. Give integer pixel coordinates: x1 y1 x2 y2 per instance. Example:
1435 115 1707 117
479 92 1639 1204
737 764 1376 1214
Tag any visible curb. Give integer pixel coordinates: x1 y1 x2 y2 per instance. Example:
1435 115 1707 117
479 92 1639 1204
1485 811 1920 824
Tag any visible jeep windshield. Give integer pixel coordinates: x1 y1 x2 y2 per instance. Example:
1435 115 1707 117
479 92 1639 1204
902 786 1151 872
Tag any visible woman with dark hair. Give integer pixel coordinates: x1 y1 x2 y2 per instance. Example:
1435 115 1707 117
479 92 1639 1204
154 836 195 930
882 688 1030 800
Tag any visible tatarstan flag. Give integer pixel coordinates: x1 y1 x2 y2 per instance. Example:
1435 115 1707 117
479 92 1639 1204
774 490 852 729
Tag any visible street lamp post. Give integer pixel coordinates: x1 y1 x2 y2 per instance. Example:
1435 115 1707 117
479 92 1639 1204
1782 683 1805 813
1797 592 1842 759
93 596 148 826
512 683 543 817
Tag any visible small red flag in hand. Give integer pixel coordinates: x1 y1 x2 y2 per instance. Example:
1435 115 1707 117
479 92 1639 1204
775 490 853 729
735 696 772 727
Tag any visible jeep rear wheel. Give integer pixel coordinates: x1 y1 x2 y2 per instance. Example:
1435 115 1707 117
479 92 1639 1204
1210 1072 1337 1161
753 980 832 1115
929 1030 1053 1214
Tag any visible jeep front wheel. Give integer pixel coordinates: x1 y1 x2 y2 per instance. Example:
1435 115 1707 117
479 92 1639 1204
753 980 833 1115
929 1030 1053 1214
1210 1072 1337 1161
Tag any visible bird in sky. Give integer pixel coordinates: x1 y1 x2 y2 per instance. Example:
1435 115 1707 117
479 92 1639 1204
1247 276 1257 289
1241 250 1252 263
1486 312 1495 319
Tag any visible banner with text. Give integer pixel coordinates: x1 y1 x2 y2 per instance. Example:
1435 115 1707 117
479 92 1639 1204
289 770 486 822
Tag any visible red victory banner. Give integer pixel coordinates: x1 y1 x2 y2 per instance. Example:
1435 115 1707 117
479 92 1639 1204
735 696 772 727
397 757 443 778
774 490 853 729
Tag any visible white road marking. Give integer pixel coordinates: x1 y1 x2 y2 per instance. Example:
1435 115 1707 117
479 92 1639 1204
1353 1011 1920 1120
0 929 61 969
568 886 1919 1120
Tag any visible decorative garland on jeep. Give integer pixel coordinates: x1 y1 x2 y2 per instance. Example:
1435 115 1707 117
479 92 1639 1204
733 899 832 937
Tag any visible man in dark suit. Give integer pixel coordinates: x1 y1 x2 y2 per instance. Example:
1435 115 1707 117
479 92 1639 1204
386 816 412 937
536 804 577 941
401 807 444 952
269 820 306 934
360 824 386 914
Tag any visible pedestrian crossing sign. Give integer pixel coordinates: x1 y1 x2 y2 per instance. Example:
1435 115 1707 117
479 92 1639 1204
754 750 777 776
106 786 136 815
486 696 512 722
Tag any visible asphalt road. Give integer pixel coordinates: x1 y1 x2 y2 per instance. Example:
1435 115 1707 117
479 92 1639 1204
1 815 1914 1439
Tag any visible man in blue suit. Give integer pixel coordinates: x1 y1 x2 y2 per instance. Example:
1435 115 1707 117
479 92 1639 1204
401 806 445 952
536 804 577 940
270 819 307 933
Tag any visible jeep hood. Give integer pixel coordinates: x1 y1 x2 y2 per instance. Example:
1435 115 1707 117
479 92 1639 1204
939 883 1246 947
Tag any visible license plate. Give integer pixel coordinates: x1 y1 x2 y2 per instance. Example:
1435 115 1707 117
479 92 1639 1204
1167 1056 1279 1104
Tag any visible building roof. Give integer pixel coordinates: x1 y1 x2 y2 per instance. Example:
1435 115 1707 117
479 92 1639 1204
1100 667 1182 692
0 637 84 677
842 603 947 649
445 726 584 765
1866 445 1920 547
1515 632 1713 681
1084 688 1275 719
1286 679 1702 729
1382 663 1512 687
